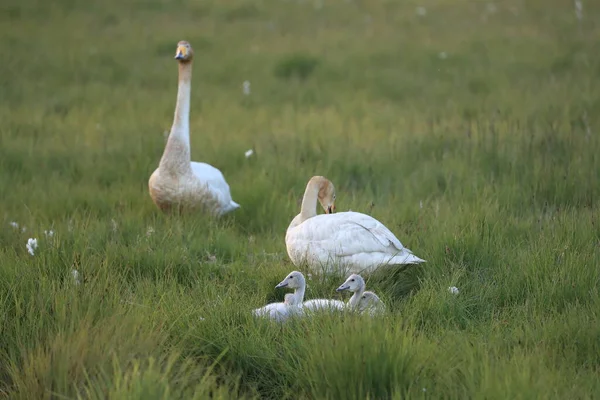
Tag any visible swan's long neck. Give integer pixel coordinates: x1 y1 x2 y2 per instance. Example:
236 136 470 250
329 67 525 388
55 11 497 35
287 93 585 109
159 61 193 175
299 180 319 222
348 285 365 310
292 284 306 305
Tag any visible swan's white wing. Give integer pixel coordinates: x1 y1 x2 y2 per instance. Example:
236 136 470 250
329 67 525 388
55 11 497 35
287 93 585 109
191 162 240 212
291 212 408 256
191 162 231 194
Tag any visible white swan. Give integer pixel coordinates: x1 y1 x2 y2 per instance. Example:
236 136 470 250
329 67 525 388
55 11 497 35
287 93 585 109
274 271 307 307
252 293 300 322
336 273 368 310
356 291 386 316
275 271 344 314
286 176 425 274
336 274 385 315
149 41 240 216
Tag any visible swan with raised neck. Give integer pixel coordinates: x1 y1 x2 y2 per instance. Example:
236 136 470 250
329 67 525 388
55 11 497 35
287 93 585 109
149 40 240 215
336 274 366 310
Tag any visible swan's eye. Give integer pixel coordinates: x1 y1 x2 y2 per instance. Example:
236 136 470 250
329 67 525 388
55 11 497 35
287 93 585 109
350 279 355 282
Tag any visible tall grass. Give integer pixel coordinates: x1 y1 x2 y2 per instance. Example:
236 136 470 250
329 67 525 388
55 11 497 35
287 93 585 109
1 0 599 398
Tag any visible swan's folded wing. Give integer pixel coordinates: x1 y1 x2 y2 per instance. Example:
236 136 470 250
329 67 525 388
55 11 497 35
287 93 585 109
343 212 408 252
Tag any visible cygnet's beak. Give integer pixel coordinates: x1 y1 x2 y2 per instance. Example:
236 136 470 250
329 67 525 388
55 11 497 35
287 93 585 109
336 284 349 292
275 281 289 289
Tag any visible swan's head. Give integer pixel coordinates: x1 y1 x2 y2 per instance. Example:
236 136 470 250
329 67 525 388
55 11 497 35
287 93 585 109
310 176 336 214
275 271 305 290
174 41 194 62
336 274 365 293
357 291 384 313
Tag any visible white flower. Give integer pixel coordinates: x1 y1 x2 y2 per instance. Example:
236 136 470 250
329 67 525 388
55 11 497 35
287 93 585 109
416 7 427 16
574 0 583 20
438 52 448 59
307 273 313 281
419 200 423 209
72 269 81 285
26 238 38 256
448 286 459 295
146 226 155 237
9 221 19 229
111 219 118 232
245 149 254 158
242 80 251 95
422 388 427 392
44 230 54 238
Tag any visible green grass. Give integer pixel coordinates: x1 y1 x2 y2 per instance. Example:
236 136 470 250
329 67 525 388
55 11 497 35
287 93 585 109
1 0 600 398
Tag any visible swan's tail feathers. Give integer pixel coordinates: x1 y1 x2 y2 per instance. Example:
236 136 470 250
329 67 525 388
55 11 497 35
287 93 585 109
222 200 241 215
394 251 426 265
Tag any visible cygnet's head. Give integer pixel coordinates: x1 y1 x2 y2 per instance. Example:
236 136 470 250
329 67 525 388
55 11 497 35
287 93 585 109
283 293 298 305
309 176 337 214
275 271 305 290
336 274 365 293
174 41 194 62
357 291 385 313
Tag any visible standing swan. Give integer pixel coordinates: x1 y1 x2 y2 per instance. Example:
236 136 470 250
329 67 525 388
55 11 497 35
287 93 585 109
149 41 240 216
285 176 425 274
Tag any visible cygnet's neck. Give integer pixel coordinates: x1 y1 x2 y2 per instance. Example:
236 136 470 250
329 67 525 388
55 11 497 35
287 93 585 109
291 283 306 305
348 284 365 309
299 179 320 223
160 61 193 175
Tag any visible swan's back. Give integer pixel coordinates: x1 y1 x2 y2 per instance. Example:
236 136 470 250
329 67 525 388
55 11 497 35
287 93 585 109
303 298 345 312
253 294 301 322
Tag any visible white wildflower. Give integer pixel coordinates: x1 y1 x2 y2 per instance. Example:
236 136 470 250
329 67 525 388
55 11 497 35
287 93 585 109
574 0 583 21
448 286 460 295
438 52 448 59
146 226 155 237
422 388 427 392
419 200 423 209
307 273 313 281
242 80 251 95
416 7 427 16
111 219 118 233
72 269 81 285
26 238 38 256
245 149 254 158
44 230 54 238
9 221 19 229
21 226 27 232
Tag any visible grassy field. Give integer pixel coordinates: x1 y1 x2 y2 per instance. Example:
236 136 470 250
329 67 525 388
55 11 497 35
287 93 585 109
1 0 600 398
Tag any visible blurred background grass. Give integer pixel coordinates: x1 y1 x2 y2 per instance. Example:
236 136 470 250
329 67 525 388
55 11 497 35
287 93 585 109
1 0 599 398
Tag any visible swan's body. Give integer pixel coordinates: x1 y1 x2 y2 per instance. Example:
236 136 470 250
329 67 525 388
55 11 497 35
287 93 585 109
303 299 346 312
149 41 240 216
252 293 301 322
286 176 424 274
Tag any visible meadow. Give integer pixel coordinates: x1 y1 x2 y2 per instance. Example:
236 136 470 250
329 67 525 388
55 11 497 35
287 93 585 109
1 0 600 398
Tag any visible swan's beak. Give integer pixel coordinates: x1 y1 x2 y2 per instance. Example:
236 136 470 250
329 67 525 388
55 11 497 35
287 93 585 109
336 284 349 292
275 281 288 289
327 204 335 214
174 46 186 60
